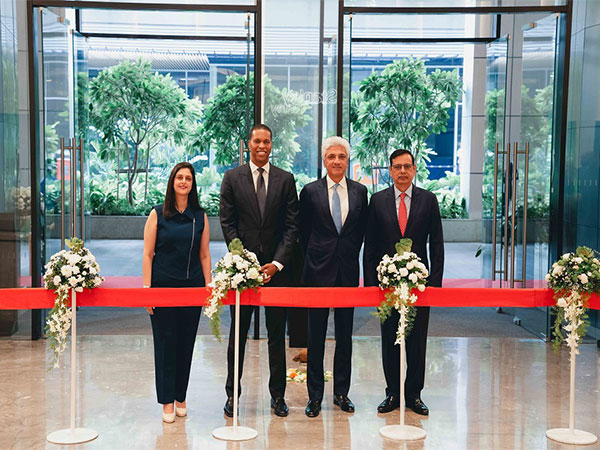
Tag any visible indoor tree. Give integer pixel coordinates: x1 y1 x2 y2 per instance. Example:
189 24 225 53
89 59 201 205
198 72 311 171
352 57 462 191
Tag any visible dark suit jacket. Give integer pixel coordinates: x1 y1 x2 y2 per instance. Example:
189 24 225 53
299 177 368 287
363 185 444 288
219 163 299 281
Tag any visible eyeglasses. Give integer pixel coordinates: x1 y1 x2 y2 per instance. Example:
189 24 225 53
391 164 414 171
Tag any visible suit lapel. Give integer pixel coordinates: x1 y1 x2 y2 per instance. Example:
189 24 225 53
262 166 281 225
340 179 357 235
385 186 402 236
242 164 262 224
316 177 338 234
405 185 420 236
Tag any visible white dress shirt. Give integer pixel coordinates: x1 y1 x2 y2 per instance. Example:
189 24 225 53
249 160 270 191
394 184 413 219
326 175 349 227
248 160 282 272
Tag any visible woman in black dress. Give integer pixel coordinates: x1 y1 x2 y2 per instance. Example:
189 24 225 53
142 162 212 423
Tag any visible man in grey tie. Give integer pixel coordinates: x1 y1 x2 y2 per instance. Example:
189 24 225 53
298 136 368 417
219 124 299 417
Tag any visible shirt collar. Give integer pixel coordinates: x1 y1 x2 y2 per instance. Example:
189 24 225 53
326 175 347 190
249 160 270 174
394 183 413 199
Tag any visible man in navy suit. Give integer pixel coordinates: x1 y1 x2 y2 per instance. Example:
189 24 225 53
219 124 299 417
363 149 444 416
299 136 368 417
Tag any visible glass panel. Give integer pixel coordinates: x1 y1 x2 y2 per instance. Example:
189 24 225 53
80 12 253 278
507 14 558 339
41 8 74 265
350 13 495 40
80 10 252 37
262 0 321 188
482 35 508 286
0 0 31 337
344 0 567 8
63 0 255 4
73 31 90 242
348 40 464 193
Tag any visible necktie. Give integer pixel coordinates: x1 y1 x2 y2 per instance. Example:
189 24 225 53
398 192 407 235
256 167 266 219
332 183 342 234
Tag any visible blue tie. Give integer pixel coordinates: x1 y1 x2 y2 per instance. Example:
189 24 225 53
332 183 342 234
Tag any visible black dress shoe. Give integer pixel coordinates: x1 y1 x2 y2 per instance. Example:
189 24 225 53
270 398 289 417
305 399 321 418
377 394 400 413
223 397 234 418
406 398 429 416
333 394 355 413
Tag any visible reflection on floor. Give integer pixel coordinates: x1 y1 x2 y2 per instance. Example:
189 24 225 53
1 336 598 449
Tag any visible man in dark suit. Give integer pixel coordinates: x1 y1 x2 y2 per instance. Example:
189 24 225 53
299 136 368 418
219 123 299 417
363 149 444 416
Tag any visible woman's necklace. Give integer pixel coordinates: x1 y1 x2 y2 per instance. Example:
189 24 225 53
176 204 186 214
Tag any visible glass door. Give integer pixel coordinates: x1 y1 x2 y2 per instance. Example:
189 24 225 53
482 35 509 288
504 14 558 339
39 7 76 262
73 30 90 243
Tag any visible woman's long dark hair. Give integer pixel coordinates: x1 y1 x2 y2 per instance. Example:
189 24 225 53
162 162 200 219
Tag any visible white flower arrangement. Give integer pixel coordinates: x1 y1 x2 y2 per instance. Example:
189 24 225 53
376 238 428 343
43 238 104 368
204 238 264 341
546 246 600 353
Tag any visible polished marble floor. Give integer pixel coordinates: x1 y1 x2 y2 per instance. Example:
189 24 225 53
1 336 599 449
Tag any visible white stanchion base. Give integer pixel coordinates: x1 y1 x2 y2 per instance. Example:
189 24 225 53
212 426 258 441
380 424 426 441
546 428 598 445
47 427 98 444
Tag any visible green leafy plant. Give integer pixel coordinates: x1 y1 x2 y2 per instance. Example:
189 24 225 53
89 59 201 205
352 58 462 191
198 72 311 171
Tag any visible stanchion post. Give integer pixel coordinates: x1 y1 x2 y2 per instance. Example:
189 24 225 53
46 289 98 444
379 304 426 442
546 345 597 445
212 290 258 442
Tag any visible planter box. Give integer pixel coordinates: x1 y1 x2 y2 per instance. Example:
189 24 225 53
47 214 224 240
48 215 486 242
442 219 482 242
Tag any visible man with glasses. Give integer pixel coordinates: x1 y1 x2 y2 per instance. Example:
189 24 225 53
363 149 444 416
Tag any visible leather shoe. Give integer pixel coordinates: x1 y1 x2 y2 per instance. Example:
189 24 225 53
223 397 235 418
270 398 289 417
406 398 429 416
333 394 355 413
377 394 400 413
305 399 321 417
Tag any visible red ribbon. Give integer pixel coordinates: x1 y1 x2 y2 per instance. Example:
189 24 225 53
1 286 600 310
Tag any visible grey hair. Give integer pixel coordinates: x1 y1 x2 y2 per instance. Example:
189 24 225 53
321 136 350 161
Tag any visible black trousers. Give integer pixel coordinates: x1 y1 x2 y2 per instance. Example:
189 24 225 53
307 306 354 401
226 305 287 400
287 307 308 348
150 273 203 405
380 306 430 402
150 306 201 404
